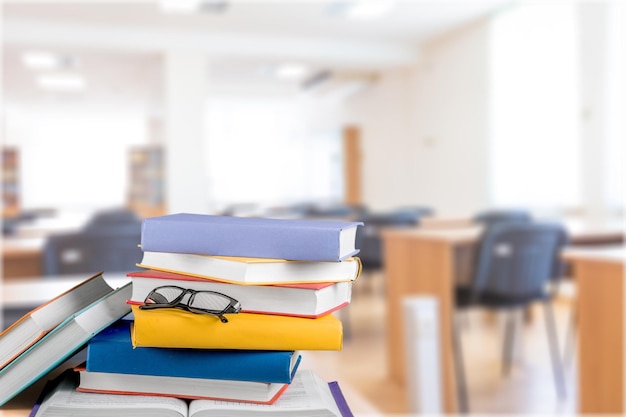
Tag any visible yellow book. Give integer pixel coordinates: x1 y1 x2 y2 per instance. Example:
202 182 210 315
130 305 343 351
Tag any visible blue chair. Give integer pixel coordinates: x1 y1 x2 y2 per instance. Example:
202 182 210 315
356 206 433 271
41 208 143 276
453 222 568 412
473 209 532 226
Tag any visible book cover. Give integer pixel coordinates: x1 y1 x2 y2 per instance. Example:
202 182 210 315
87 320 301 383
136 252 362 286
128 270 352 318
131 305 343 351
0 283 133 407
0 272 115 370
140 213 363 261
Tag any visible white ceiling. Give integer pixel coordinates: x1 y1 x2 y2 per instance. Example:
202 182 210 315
2 0 514 107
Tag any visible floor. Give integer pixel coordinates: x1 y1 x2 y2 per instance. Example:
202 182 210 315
306 272 578 416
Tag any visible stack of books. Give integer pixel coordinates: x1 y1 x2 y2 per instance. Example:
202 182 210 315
0 213 363 417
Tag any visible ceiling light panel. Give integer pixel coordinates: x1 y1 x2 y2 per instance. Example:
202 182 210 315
36 74 86 92
328 1 396 20
22 51 79 71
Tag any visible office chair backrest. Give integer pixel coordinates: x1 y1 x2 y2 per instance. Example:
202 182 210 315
472 222 568 300
84 207 141 232
473 209 532 226
42 229 143 276
356 206 433 269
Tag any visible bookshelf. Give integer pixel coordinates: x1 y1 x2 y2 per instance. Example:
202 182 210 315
127 146 166 219
2 147 20 218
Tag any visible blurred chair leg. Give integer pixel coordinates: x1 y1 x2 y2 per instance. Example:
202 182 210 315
338 306 352 342
452 314 470 414
501 309 517 377
543 300 567 400
563 304 577 368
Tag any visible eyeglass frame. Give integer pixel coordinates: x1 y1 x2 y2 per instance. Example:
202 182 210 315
139 285 241 323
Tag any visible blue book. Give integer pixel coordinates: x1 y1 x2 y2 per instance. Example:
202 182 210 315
86 320 302 384
140 213 363 261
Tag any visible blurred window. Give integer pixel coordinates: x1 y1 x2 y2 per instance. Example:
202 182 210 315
5 107 147 210
605 2 625 212
487 3 580 211
205 95 343 209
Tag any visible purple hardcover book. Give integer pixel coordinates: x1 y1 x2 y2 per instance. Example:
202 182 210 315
140 213 363 261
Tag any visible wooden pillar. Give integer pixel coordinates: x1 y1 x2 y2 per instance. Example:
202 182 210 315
342 126 362 206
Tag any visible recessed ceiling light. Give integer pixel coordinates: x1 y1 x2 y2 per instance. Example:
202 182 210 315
275 64 310 80
22 52 59 70
159 0 199 13
329 1 396 20
36 74 86 92
159 0 228 14
22 51 79 71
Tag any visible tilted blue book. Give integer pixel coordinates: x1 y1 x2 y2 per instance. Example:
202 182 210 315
140 213 363 261
86 320 302 384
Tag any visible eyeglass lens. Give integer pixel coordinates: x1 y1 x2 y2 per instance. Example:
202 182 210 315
142 286 241 323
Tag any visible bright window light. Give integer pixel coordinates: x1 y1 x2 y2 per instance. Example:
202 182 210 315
205 95 343 209
5 107 147 211
488 3 580 211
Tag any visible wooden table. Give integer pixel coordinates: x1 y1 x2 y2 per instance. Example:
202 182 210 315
562 247 625 414
2 238 45 279
382 222 624 414
383 227 478 413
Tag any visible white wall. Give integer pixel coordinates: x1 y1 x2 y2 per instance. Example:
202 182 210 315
337 19 491 216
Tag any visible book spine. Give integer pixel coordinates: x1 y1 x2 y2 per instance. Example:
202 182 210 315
329 381 355 417
141 219 343 261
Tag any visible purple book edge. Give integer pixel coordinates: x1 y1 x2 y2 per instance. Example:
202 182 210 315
329 381 355 417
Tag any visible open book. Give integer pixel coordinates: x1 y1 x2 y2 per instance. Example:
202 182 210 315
0 273 115 370
31 369 354 417
0 282 132 406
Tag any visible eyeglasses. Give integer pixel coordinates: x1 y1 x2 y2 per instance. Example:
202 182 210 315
139 285 241 323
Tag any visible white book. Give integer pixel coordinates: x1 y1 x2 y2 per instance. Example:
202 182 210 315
128 269 352 318
32 370 354 417
137 252 362 285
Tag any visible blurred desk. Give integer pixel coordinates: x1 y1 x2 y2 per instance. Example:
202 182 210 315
562 247 625 414
2 238 45 279
383 227 477 413
382 222 624 413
